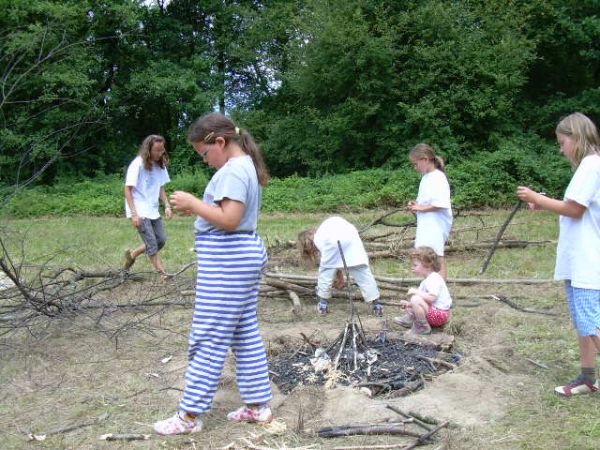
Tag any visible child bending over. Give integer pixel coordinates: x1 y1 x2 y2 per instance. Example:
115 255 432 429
297 216 383 316
394 246 452 335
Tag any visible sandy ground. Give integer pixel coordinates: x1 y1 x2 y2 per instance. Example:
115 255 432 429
0 278 538 450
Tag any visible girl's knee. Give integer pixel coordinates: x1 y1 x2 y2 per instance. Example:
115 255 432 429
410 295 422 306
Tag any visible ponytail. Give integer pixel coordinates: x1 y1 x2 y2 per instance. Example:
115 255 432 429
409 143 445 173
188 113 270 186
433 155 445 173
238 128 270 186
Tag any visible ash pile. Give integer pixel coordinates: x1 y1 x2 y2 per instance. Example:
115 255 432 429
269 327 462 397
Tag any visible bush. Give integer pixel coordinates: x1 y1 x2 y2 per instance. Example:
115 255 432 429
0 143 573 217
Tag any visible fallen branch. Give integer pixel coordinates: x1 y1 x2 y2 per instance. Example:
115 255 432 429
288 290 303 312
32 412 109 438
359 209 414 233
525 358 550 369
390 377 424 397
479 201 522 274
416 355 456 370
402 421 449 450
385 405 432 432
99 433 150 441
491 295 558 316
318 424 424 438
265 271 556 285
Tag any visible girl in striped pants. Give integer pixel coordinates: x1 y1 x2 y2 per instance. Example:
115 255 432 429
154 113 272 435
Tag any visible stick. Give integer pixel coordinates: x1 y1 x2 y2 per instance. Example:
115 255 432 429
337 240 355 319
479 201 521 274
525 358 550 369
491 294 558 316
98 433 150 441
385 405 432 432
417 355 457 370
264 271 557 285
402 421 449 450
359 208 408 233
334 323 350 370
318 424 424 438
287 290 303 311
333 444 412 450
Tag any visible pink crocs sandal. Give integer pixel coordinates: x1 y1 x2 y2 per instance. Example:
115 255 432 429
227 405 273 423
154 413 202 435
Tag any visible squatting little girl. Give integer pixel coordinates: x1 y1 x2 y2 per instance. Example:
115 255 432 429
394 246 452 335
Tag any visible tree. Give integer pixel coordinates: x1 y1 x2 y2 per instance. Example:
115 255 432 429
0 0 108 190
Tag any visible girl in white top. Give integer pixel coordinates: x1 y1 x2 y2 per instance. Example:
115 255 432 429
393 247 452 336
297 216 382 315
123 134 172 275
408 143 452 280
517 112 600 397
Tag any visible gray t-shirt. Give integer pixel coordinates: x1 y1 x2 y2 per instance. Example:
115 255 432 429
194 154 261 233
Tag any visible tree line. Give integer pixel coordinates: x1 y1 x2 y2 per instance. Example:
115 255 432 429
0 0 598 190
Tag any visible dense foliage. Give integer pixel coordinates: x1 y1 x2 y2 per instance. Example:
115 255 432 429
1 137 571 217
0 0 598 207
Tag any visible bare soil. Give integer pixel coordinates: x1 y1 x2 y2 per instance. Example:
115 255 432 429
0 272 552 450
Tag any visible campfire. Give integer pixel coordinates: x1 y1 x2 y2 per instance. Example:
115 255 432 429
269 242 461 397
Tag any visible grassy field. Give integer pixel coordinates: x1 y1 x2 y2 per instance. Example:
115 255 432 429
1 210 599 449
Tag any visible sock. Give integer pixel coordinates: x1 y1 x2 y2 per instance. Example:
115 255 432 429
180 411 197 422
582 367 596 382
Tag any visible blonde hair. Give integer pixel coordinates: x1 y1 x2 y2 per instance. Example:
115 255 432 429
297 228 319 265
188 113 270 186
410 246 441 272
138 134 168 170
409 143 445 172
555 112 600 168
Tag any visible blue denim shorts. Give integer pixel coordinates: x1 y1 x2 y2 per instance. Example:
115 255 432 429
565 281 600 336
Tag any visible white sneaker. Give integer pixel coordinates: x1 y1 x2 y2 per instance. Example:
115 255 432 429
554 375 599 397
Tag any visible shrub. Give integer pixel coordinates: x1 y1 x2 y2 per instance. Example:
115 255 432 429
0 142 573 217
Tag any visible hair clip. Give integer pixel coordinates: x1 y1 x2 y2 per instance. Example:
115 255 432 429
203 131 215 143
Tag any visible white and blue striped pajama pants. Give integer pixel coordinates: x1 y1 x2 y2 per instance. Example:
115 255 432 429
179 232 272 415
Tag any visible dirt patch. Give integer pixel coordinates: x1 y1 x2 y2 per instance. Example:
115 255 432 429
0 282 533 449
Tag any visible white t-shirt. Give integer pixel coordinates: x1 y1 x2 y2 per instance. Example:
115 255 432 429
554 154 600 289
415 169 453 255
124 156 170 220
314 216 369 269
419 271 452 310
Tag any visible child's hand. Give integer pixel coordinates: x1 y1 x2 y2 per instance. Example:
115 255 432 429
399 300 410 309
407 287 418 296
408 201 422 213
170 191 197 212
516 186 544 209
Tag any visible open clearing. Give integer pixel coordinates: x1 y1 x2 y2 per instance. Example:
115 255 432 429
1 211 599 449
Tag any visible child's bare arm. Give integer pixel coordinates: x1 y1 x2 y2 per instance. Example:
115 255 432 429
409 289 436 304
517 187 586 218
